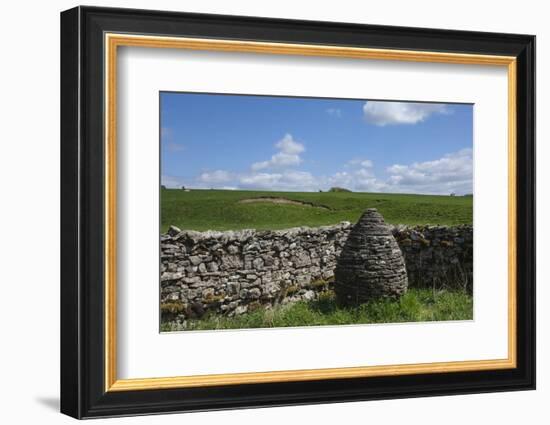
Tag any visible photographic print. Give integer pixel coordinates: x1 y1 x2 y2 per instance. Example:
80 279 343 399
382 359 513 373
61 8 535 417
159 93 474 332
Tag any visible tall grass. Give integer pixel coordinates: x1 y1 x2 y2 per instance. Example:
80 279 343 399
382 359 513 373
161 288 473 332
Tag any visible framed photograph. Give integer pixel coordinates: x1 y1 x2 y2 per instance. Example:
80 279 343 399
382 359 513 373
60 6 535 419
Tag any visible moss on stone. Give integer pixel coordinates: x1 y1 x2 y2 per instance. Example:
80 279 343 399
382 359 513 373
160 301 186 315
203 293 225 304
285 285 299 295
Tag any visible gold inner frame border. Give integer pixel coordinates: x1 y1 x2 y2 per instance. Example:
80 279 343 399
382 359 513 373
104 33 517 392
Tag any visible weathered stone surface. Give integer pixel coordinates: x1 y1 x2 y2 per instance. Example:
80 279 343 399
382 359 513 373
167 225 181 237
334 209 408 304
392 224 473 290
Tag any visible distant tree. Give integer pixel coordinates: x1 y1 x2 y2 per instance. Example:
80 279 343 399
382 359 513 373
181 185 186 190
161 185 166 190
328 187 352 193
450 192 456 197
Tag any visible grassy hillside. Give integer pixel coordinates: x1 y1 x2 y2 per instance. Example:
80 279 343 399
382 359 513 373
161 188 472 232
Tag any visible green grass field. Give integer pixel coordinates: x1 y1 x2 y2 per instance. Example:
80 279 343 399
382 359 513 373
161 288 473 332
161 188 472 232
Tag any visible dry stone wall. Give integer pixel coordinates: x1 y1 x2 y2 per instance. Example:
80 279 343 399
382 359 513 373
160 223 352 321
160 222 473 322
392 224 473 291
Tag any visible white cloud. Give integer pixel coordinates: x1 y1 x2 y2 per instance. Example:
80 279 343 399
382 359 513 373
162 173 239 190
326 108 342 118
355 168 374 179
239 170 317 191
198 170 235 184
271 152 302 167
347 158 373 168
280 170 317 188
250 161 270 171
239 172 282 188
355 179 390 192
363 101 449 126
330 158 376 190
328 167 377 191
165 148 471 195
275 134 305 154
252 152 302 170
328 171 353 188
327 149 472 195
385 148 473 194
252 134 305 170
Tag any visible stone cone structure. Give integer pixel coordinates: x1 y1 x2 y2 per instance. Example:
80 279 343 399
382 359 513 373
334 208 408 305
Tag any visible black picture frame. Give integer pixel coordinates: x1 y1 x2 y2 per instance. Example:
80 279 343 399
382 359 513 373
60 5 535 419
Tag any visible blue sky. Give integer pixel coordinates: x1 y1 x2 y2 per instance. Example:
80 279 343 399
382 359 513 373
160 92 473 195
